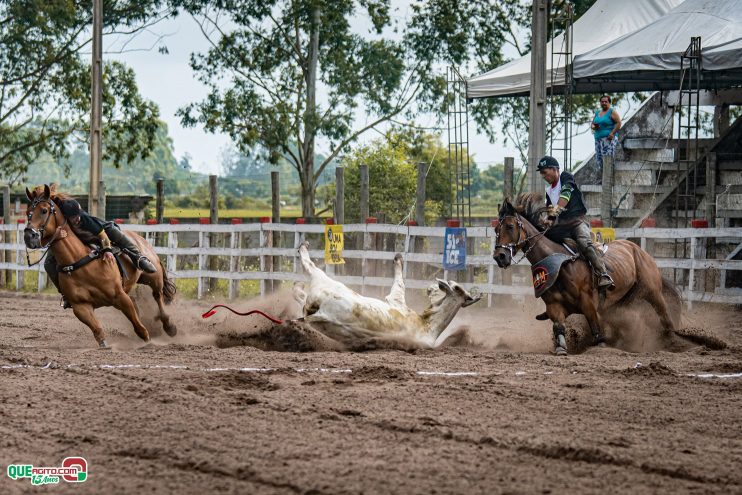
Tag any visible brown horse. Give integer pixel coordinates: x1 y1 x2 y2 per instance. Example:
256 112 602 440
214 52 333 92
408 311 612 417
493 193 676 355
24 185 177 348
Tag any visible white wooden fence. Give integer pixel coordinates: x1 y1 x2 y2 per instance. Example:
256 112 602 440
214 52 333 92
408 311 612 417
1 222 741 306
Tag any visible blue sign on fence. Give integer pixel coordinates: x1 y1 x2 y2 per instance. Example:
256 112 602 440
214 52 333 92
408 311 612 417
443 227 467 270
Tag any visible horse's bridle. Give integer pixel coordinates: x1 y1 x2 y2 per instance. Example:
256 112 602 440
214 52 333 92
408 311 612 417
494 214 549 265
25 197 67 266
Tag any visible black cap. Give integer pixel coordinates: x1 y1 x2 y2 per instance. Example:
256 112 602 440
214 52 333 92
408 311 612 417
60 199 82 217
537 155 560 171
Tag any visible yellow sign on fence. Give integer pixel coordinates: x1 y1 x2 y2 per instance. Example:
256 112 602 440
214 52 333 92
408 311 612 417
324 225 345 264
591 227 616 244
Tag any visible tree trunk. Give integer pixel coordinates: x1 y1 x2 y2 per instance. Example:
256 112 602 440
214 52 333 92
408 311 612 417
301 5 320 218
301 177 315 218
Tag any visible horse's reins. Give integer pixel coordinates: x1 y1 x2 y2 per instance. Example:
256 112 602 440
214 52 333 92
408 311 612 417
25 198 69 267
495 214 551 265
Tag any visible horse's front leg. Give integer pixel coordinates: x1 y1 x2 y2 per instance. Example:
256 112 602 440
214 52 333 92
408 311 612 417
71 303 109 348
545 304 569 356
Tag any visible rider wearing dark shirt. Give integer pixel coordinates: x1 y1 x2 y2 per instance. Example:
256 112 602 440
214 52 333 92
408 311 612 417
45 199 157 308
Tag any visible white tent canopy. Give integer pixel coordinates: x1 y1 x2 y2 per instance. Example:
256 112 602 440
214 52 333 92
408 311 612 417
466 0 683 99
572 0 742 92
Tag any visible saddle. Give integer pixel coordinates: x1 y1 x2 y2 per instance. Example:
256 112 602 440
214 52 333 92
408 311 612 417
58 243 130 280
531 239 612 298
561 238 608 258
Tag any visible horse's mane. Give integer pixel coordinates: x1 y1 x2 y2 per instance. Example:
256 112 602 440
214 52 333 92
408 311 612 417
512 192 547 226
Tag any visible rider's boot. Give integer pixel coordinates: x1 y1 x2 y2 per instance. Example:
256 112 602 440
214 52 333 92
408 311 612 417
553 323 568 356
585 245 615 290
107 227 158 273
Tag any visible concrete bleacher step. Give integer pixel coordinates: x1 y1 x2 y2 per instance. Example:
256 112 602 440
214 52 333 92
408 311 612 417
614 161 690 171
581 185 673 194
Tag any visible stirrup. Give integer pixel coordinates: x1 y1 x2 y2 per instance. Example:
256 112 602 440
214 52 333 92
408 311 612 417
598 273 615 289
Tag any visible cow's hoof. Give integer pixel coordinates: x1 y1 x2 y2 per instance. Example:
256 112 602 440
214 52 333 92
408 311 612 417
299 241 310 251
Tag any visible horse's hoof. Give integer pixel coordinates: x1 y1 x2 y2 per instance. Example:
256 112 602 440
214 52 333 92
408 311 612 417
554 346 568 356
98 340 110 350
164 323 178 337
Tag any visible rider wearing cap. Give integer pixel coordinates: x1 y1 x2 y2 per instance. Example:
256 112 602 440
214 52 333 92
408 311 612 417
45 199 157 308
537 155 615 290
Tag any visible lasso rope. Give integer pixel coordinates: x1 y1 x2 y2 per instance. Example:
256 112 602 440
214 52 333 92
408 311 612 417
201 304 284 325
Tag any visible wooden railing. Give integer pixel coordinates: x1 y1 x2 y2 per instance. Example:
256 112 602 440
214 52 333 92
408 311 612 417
2 223 740 306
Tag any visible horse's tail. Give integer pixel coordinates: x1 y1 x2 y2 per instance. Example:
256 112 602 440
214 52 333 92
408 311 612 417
162 266 177 305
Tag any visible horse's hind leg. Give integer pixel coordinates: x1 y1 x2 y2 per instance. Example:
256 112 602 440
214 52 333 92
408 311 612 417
152 287 177 336
139 272 177 337
112 291 151 342
580 293 606 345
71 303 108 348
645 286 675 335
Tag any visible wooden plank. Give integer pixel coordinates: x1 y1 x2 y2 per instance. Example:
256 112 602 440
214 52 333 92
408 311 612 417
681 290 742 305
654 258 742 270
615 227 742 239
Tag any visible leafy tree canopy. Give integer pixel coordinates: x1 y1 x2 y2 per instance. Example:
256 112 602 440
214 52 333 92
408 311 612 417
336 128 477 224
0 0 169 184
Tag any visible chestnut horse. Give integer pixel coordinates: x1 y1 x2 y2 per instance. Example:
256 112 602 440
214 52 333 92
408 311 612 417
493 193 676 355
24 185 177 348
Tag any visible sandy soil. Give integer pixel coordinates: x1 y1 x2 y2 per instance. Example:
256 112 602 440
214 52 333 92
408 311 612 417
0 289 740 494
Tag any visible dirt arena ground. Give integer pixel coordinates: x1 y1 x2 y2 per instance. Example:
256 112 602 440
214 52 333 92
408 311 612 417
1 289 740 494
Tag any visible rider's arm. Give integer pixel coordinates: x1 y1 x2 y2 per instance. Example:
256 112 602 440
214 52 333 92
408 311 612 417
555 183 573 212
98 230 112 251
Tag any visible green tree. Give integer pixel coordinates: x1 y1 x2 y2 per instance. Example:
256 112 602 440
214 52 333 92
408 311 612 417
175 0 437 217
340 140 416 224
0 0 168 184
336 130 476 223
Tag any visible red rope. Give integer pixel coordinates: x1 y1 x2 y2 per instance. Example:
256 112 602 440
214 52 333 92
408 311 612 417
201 304 284 324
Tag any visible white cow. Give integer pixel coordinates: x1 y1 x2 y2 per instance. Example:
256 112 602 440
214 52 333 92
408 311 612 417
295 241 480 348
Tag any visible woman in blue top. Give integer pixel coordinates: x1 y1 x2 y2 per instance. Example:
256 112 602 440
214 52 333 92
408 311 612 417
591 95 622 173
